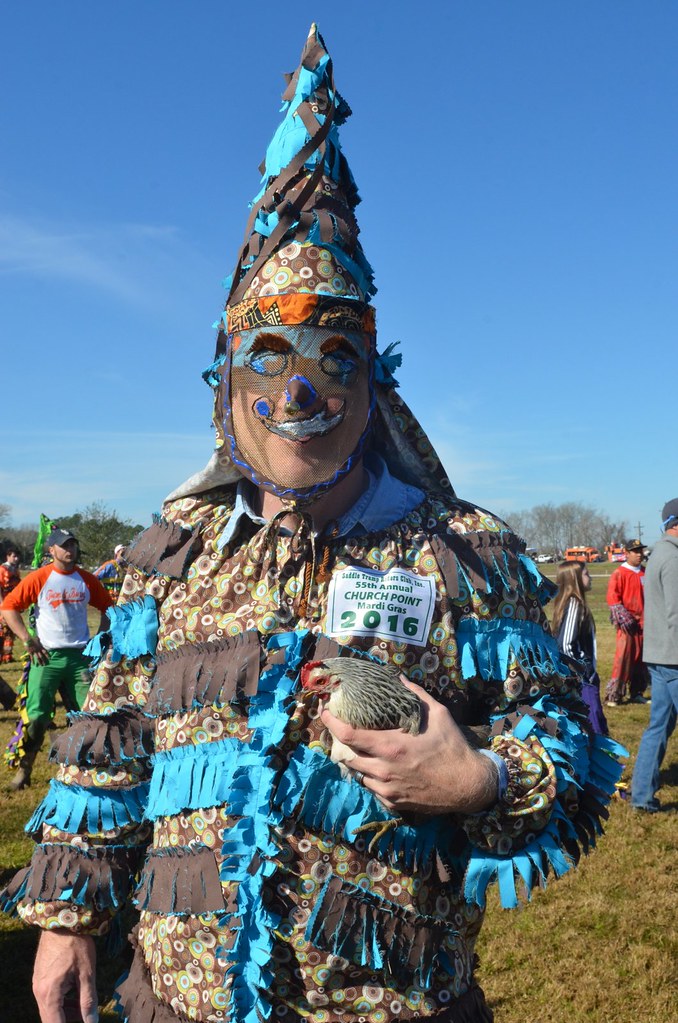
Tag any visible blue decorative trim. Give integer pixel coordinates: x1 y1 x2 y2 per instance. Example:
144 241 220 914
374 341 402 388
146 738 268 820
202 352 229 388
84 596 158 666
456 617 570 682
209 630 306 1023
275 742 447 870
517 553 557 603
25 779 149 835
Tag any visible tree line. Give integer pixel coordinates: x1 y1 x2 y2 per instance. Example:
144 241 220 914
497 502 628 556
0 501 144 568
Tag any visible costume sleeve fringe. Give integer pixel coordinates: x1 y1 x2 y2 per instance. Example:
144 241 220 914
145 632 261 715
0 843 139 914
26 779 150 836
305 875 451 989
125 518 203 579
463 701 627 909
49 706 154 767
134 844 227 915
455 617 570 682
85 596 159 665
431 531 555 606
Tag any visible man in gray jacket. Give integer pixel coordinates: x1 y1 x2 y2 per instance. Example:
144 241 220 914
631 498 678 811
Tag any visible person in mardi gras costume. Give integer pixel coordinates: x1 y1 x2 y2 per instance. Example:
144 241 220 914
1 26 626 1023
93 544 127 603
0 542 21 663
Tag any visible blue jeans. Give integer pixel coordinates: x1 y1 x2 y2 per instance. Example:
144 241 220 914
631 664 678 808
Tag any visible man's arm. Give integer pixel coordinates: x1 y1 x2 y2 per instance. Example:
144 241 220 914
660 553 678 643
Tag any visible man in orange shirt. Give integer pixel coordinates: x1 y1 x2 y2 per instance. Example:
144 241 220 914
1 528 113 788
0 542 21 662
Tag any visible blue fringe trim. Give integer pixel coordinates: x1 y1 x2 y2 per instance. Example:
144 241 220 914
463 812 575 910
145 738 273 820
85 596 158 666
212 630 306 1023
456 617 570 682
25 779 149 835
374 342 402 388
274 743 448 871
464 695 627 909
202 351 229 388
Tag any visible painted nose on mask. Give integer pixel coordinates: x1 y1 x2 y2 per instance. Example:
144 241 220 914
285 375 318 413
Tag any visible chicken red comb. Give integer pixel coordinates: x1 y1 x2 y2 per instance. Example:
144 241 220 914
299 660 326 688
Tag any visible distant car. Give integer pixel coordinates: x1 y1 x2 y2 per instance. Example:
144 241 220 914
535 554 555 563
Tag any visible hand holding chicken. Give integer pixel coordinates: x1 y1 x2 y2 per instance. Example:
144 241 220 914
300 658 498 847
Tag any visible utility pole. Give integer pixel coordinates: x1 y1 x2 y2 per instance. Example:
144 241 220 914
636 522 643 543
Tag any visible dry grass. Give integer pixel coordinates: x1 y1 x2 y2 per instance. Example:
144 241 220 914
1 567 676 1022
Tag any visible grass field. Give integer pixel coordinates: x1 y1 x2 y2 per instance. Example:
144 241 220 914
1 563 676 1022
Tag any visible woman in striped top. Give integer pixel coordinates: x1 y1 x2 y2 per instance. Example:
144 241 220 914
552 560 608 735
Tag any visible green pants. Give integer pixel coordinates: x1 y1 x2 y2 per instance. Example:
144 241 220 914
26 647 91 723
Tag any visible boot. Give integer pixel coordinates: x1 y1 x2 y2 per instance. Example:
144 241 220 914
9 748 39 790
9 721 45 790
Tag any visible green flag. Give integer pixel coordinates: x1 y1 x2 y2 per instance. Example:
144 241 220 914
32 513 55 568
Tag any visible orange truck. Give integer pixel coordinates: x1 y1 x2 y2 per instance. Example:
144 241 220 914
564 546 602 563
605 543 626 562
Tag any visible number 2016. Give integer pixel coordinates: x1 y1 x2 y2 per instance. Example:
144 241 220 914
340 609 418 637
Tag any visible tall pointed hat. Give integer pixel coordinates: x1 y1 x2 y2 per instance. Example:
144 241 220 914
167 25 455 505
223 22 376 328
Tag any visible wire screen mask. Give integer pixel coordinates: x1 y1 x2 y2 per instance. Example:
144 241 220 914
220 323 375 501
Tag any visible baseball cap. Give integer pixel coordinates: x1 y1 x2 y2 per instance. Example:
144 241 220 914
624 538 644 552
46 528 78 548
662 498 678 530
114 544 125 557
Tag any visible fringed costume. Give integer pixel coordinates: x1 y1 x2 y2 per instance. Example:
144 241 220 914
1 25 626 1023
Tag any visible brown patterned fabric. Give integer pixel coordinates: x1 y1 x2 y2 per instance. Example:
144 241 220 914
117 933 189 1023
146 633 262 715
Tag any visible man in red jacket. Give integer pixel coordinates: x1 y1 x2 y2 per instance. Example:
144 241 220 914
1 528 113 788
605 538 649 706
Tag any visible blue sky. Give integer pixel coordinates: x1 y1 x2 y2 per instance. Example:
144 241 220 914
1 2 676 544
